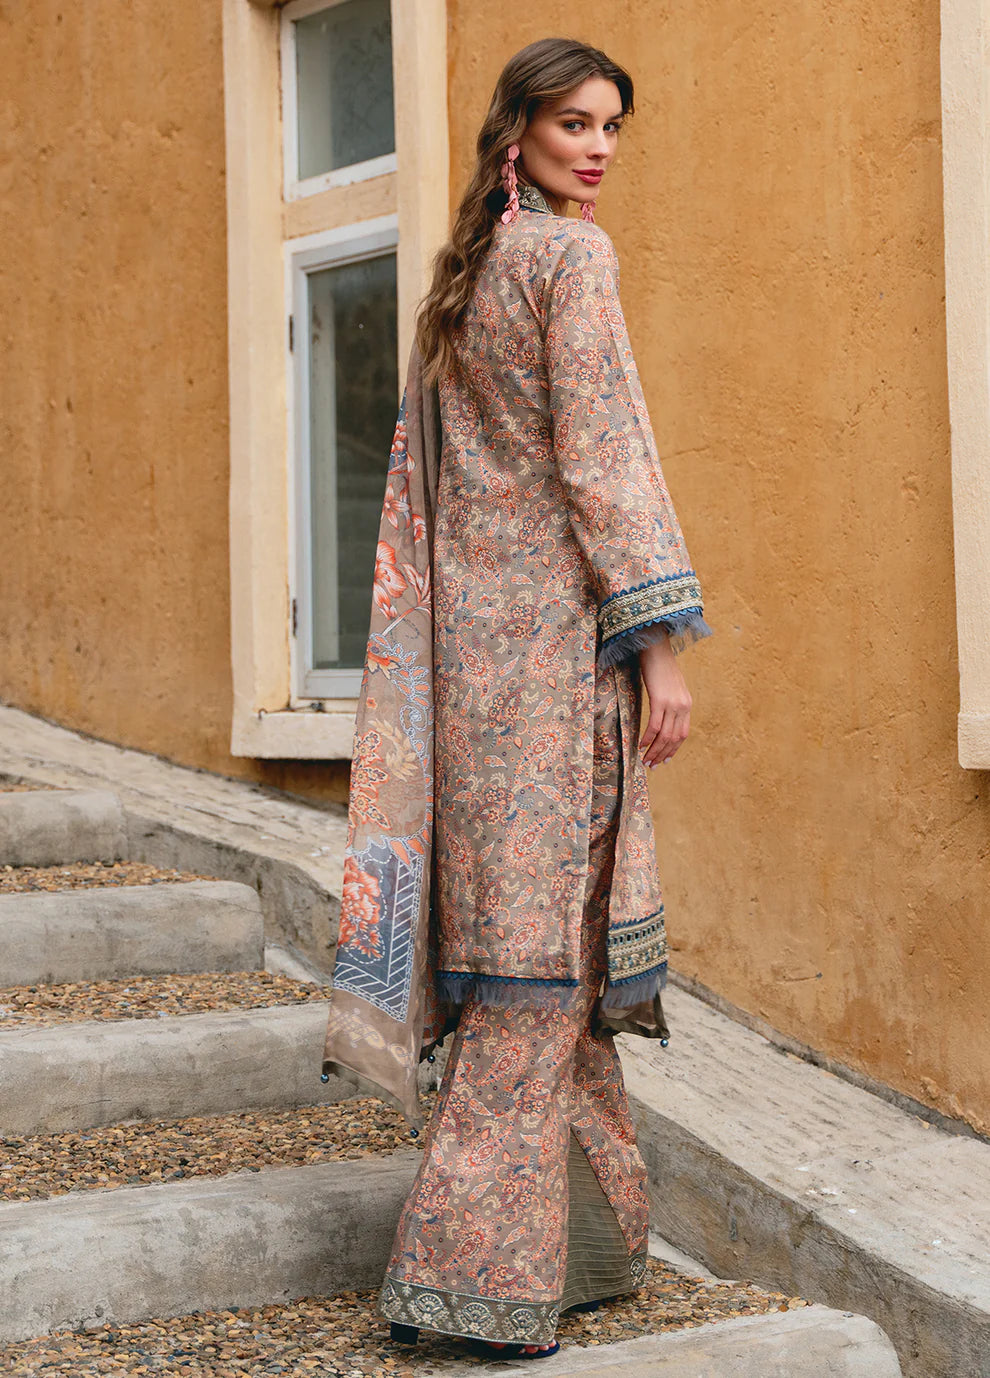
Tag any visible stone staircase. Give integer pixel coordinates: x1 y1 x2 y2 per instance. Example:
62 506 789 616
0 786 419 1346
0 722 909 1376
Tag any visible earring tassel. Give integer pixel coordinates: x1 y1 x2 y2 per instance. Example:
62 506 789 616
581 199 596 223
500 143 521 225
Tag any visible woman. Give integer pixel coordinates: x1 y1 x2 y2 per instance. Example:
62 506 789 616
321 36 711 1362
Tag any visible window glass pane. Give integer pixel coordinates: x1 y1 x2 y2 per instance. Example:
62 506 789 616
308 251 397 670
295 0 394 180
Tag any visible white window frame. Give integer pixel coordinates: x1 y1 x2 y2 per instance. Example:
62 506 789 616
280 0 398 202
940 0 990 767
286 215 399 703
221 0 448 759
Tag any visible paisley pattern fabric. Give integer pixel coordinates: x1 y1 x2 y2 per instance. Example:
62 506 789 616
322 188 708 1127
379 665 652 1343
431 192 708 1011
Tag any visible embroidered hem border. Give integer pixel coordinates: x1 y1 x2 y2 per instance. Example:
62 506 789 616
607 907 667 986
598 573 704 645
380 1250 648 1345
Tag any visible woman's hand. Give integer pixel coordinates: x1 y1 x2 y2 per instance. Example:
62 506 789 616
638 632 692 767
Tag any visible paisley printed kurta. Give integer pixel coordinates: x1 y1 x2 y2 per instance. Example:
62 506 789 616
321 183 709 1125
432 187 708 1006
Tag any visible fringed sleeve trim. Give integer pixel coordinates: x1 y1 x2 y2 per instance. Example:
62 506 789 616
598 608 713 669
597 573 711 669
600 960 668 1012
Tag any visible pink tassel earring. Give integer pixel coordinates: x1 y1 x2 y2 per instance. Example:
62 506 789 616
500 144 520 224
581 199 596 223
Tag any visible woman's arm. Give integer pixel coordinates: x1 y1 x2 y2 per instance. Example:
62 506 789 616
544 222 712 673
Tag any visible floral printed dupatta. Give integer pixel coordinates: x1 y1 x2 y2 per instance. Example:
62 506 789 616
321 342 449 1128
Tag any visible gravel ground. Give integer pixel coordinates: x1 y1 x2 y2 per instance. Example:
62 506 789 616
0 1097 425 1202
0 861 216 893
0 970 328 1029
0 1261 807 1376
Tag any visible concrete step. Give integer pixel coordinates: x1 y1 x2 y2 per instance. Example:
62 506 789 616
0 787 126 867
619 985 990 1378
0 1153 901 1378
0 879 264 986
0 704 348 975
0 1001 351 1135
263 937 331 986
0 1154 418 1345
487 1309 902 1377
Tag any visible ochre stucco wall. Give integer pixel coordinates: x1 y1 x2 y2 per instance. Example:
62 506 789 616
447 0 990 1132
0 0 349 805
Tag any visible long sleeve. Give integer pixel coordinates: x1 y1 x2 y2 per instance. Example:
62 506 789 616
544 223 712 669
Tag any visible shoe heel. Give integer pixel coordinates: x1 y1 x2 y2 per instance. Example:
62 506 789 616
390 1322 420 1345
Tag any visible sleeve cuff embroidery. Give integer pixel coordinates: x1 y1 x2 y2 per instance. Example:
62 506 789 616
599 572 704 643
597 574 711 669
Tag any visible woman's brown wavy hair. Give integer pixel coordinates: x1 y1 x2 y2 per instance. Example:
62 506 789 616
414 37 634 386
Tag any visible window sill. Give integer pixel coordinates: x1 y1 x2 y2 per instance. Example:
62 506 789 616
958 713 990 771
231 706 357 760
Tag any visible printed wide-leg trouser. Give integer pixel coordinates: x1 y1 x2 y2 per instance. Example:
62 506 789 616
378 667 652 1345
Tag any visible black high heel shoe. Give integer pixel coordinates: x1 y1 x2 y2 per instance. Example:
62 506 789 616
390 1322 419 1345
467 1339 561 1360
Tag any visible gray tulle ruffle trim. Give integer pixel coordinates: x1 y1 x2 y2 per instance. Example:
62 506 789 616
599 963 667 1013
437 963 668 1014
597 609 713 670
437 971 580 1011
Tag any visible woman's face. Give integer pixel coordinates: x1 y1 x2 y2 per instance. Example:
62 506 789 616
516 75 625 215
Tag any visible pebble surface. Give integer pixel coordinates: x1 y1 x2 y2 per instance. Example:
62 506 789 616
0 1097 424 1202
0 1261 807 1376
0 970 328 1029
0 860 215 894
